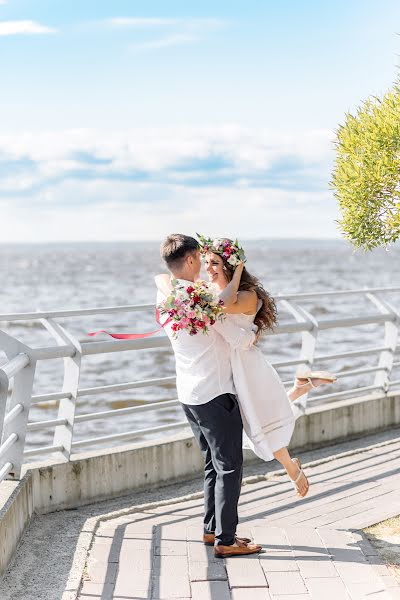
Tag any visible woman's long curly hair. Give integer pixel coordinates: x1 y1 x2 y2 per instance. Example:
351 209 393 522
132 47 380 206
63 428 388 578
217 249 277 341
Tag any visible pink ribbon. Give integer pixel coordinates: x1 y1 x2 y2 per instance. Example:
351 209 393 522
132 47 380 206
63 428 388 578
87 309 171 340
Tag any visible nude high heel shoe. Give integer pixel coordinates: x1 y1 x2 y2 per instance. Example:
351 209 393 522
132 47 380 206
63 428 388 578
295 370 337 388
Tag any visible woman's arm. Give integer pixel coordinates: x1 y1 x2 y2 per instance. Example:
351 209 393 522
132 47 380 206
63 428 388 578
154 273 173 297
217 261 257 314
218 261 245 308
223 290 258 314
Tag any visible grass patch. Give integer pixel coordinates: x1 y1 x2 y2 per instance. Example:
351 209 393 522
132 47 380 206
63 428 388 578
364 515 400 581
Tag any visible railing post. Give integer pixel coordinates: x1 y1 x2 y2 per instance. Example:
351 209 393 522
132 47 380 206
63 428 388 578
41 318 82 461
279 299 318 414
0 370 9 443
0 330 36 480
366 293 399 392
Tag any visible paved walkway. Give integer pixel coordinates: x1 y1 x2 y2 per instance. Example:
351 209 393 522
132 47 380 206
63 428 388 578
78 435 400 600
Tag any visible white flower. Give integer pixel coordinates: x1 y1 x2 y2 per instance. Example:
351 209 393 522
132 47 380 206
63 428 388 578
213 238 222 249
227 255 238 266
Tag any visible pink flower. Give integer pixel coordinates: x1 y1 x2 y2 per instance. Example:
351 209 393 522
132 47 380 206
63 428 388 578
181 317 190 327
187 310 196 319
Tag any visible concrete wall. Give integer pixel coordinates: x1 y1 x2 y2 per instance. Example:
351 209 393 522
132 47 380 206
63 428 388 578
290 390 400 451
0 390 399 577
27 432 207 513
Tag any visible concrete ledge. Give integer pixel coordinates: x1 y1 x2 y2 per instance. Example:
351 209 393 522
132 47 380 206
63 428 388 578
0 474 33 576
0 390 399 579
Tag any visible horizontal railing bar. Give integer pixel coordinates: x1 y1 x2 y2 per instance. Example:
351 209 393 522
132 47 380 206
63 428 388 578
77 376 177 397
23 444 64 458
330 366 386 379
0 462 13 483
0 353 30 379
275 285 400 301
4 319 396 367
0 304 155 321
1 286 399 322
71 421 189 449
389 379 400 387
276 349 391 372
281 366 385 387
270 322 313 334
314 346 391 362
316 314 393 330
31 392 71 406
31 345 76 360
4 403 24 426
81 336 171 356
308 384 383 402
273 359 310 369
0 433 18 459
75 399 180 424
27 417 68 432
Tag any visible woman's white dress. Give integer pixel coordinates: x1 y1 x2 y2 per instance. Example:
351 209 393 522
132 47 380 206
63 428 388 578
229 300 296 462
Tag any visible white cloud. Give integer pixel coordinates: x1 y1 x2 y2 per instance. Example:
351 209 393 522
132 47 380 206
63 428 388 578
0 178 339 242
0 20 57 36
130 33 198 51
0 126 334 202
0 126 333 174
0 126 338 241
108 17 180 27
107 17 223 29
130 33 199 51
103 16 223 52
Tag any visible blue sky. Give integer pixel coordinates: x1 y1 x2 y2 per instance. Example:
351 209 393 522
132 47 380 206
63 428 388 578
1 0 400 241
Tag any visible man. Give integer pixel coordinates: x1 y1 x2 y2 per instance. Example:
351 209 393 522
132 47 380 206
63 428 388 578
156 233 262 558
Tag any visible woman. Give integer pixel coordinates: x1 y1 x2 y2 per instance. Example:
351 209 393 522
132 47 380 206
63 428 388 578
155 236 336 497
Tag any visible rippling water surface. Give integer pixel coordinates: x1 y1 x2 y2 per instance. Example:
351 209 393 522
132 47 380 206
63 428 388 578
1 239 399 454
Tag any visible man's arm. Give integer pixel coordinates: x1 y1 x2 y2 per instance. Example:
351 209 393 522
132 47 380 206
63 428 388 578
213 318 255 350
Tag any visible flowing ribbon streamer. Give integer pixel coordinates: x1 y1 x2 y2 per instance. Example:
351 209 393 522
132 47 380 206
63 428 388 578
87 309 171 340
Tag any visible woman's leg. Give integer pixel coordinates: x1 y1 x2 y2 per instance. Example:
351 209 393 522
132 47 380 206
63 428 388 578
273 446 309 497
287 379 312 402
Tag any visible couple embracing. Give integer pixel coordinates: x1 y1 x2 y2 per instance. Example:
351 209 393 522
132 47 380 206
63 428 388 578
155 233 335 558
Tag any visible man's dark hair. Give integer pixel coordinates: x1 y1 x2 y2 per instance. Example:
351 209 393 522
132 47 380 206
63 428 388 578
160 234 199 269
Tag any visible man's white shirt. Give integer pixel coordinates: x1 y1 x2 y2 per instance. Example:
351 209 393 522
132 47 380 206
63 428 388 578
156 278 255 406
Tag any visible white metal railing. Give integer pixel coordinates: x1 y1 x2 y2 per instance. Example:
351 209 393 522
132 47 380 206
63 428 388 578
0 285 399 483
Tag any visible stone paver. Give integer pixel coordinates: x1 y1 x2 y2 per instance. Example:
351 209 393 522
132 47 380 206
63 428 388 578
77 434 400 599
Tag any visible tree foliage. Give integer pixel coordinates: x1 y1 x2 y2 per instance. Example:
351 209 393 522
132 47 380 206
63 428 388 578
331 81 400 250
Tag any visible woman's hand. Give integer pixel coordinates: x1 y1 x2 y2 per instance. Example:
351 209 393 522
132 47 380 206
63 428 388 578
235 261 246 271
154 273 173 297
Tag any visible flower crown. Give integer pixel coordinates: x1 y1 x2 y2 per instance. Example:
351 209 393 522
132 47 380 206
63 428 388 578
196 233 246 267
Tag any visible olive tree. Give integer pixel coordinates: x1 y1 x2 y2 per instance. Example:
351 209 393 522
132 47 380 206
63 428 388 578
331 81 400 250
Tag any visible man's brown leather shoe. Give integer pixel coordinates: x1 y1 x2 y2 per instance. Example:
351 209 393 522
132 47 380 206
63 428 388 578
203 533 251 546
214 540 262 558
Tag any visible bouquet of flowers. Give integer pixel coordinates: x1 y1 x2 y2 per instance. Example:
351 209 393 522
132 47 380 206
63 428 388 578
158 279 225 338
